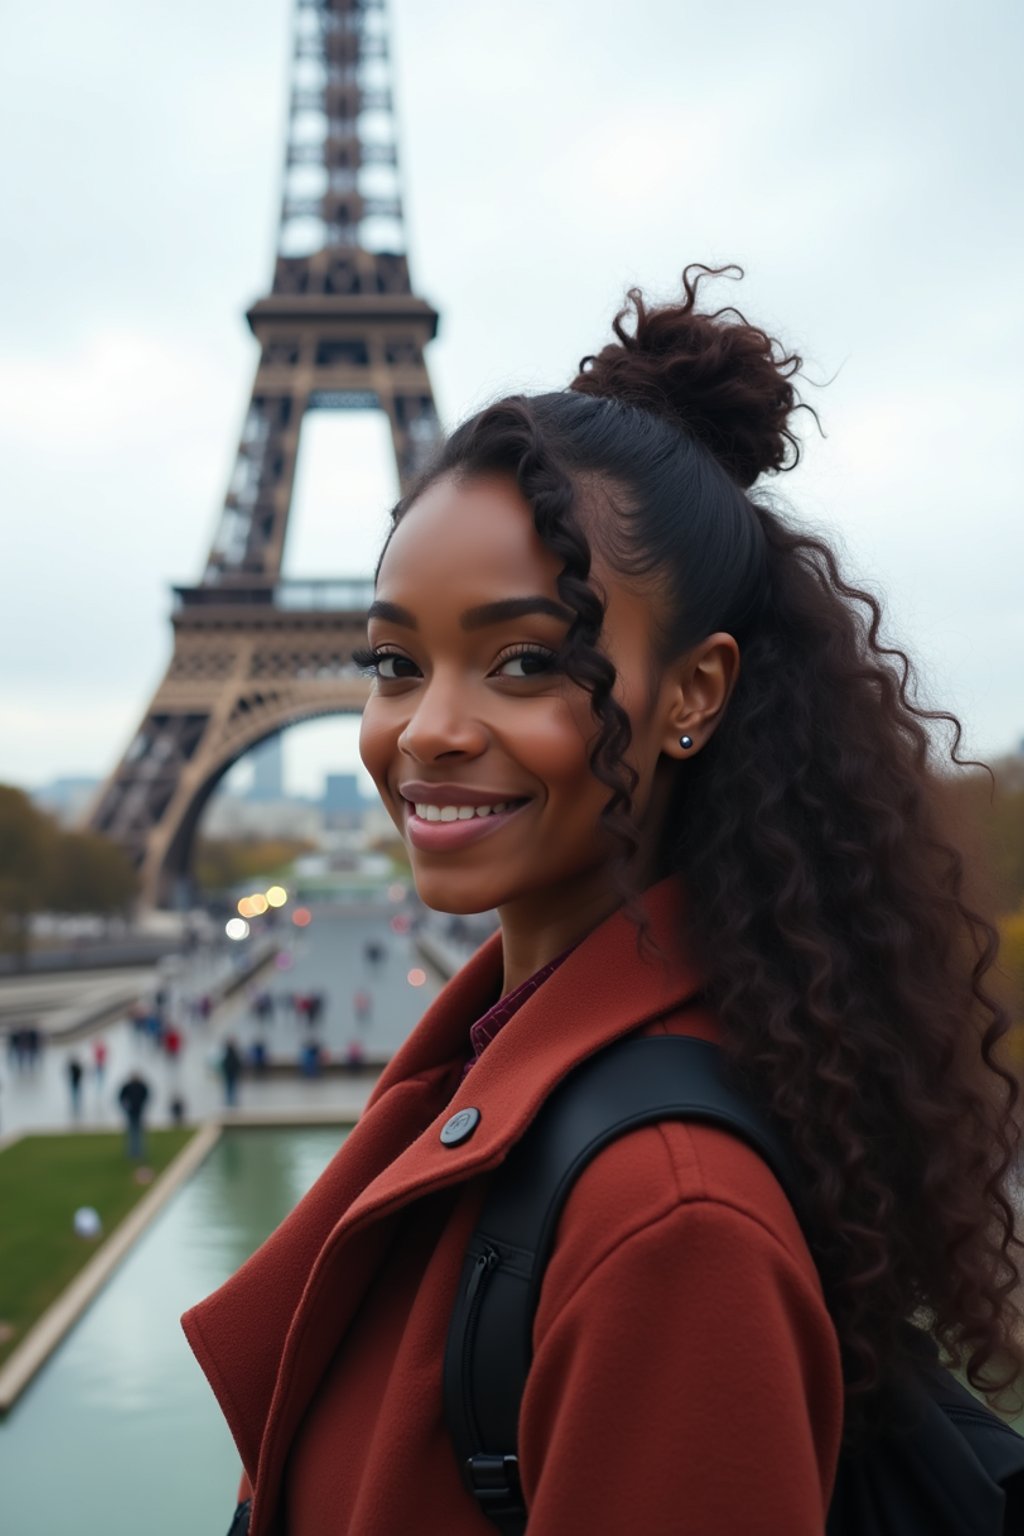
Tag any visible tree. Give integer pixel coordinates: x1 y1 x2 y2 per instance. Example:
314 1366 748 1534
0 785 56 964
0 787 139 962
936 758 1024 915
194 836 314 894
365 832 411 869
1000 910 1024 1025
44 831 137 917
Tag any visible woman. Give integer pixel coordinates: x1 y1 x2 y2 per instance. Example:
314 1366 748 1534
184 267 1024 1535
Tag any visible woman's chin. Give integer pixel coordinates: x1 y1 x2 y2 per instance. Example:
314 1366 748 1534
409 865 512 917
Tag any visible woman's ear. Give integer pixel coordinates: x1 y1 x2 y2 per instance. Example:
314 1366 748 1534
662 632 740 757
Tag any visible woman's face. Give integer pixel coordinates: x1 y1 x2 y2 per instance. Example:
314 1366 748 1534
359 471 713 920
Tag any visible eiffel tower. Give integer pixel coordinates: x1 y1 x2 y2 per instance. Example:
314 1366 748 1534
90 0 440 908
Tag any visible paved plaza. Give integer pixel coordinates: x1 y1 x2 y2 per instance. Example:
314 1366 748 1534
0 904 444 1140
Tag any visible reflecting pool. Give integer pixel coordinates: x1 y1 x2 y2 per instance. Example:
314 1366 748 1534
0 1126 344 1536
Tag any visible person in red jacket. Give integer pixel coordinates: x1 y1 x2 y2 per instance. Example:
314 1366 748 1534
184 267 1024 1535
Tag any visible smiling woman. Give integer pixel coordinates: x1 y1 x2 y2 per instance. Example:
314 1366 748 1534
355 472 738 986
182 266 1024 1536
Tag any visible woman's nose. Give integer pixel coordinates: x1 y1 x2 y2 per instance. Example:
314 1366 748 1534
398 678 489 762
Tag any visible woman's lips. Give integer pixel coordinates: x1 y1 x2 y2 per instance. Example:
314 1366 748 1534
404 799 532 852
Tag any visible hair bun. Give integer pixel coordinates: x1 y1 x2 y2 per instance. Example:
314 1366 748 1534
571 264 807 489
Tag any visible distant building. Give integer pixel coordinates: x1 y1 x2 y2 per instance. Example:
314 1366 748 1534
246 736 285 802
324 772 367 827
32 776 102 826
362 802 399 843
203 794 323 840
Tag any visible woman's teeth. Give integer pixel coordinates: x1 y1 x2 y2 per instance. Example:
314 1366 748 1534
413 802 518 822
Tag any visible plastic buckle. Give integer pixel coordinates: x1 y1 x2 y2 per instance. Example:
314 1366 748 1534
465 1453 522 1510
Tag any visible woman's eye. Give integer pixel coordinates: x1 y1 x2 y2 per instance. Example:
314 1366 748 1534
495 648 557 679
352 647 418 680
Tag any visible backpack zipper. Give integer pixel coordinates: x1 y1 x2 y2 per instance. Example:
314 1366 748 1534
461 1244 500 1445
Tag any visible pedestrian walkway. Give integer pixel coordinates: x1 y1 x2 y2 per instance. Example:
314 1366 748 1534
0 969 154 1040
0 936 266 1043
0 908 441 1140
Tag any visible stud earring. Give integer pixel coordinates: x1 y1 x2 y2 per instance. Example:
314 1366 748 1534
679 735 693 750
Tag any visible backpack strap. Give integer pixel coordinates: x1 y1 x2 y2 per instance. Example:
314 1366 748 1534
443 1034 802 1534
444 1034 1024 1536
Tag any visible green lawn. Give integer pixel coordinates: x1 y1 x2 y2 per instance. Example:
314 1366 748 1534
0 1128 194 1369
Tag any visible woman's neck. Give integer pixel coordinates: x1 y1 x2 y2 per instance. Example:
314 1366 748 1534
493 795 675 996
495 871 629 997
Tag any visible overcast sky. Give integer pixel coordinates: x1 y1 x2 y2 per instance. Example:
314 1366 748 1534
1 0 1021 800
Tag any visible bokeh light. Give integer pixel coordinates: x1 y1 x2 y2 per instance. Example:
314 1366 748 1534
265 885 288 908
388 882 407 903
407 967 427 987
292 906 312 928
225 917 250 941
248 892 269 916
390 913 410 934
237 896 254 918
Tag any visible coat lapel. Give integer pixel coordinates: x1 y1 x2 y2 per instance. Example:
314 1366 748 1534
182 876 704 1531
181 936 505 1478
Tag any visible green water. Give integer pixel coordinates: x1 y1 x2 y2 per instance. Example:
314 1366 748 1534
0 1127 344 1536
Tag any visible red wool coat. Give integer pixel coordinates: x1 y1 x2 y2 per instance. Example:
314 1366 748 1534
182 877 844 1535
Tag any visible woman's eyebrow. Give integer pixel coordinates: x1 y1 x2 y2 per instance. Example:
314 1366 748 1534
366 596 573 631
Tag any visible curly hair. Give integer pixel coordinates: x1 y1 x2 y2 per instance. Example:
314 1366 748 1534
377 264 1024 1447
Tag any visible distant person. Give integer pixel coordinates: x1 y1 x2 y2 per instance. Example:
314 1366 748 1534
170 1094 186 1126
353 988 372 1028
248 1039 268 1075
117 1071 151 1161
250 989 274 1026
300 1040 323 1079
66 1056 84 1120
220 1038 243 1107
343 1038 366 1075
163 1024 183 1061
92 1038 108 1083
185 993 206 1025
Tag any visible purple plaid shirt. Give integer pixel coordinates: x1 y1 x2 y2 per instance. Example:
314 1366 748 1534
460 944 575 1080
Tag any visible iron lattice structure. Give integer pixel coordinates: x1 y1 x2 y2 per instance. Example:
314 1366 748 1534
90 0 440 907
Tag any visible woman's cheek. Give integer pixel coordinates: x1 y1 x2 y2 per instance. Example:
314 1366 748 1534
358 705 397 814
522 699 599 795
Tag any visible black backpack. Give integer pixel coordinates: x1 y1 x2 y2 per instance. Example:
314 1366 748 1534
444 1035 1024 1535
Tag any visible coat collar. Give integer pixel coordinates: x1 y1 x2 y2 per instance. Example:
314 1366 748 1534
182 874 704 1528
369 873 699 1104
